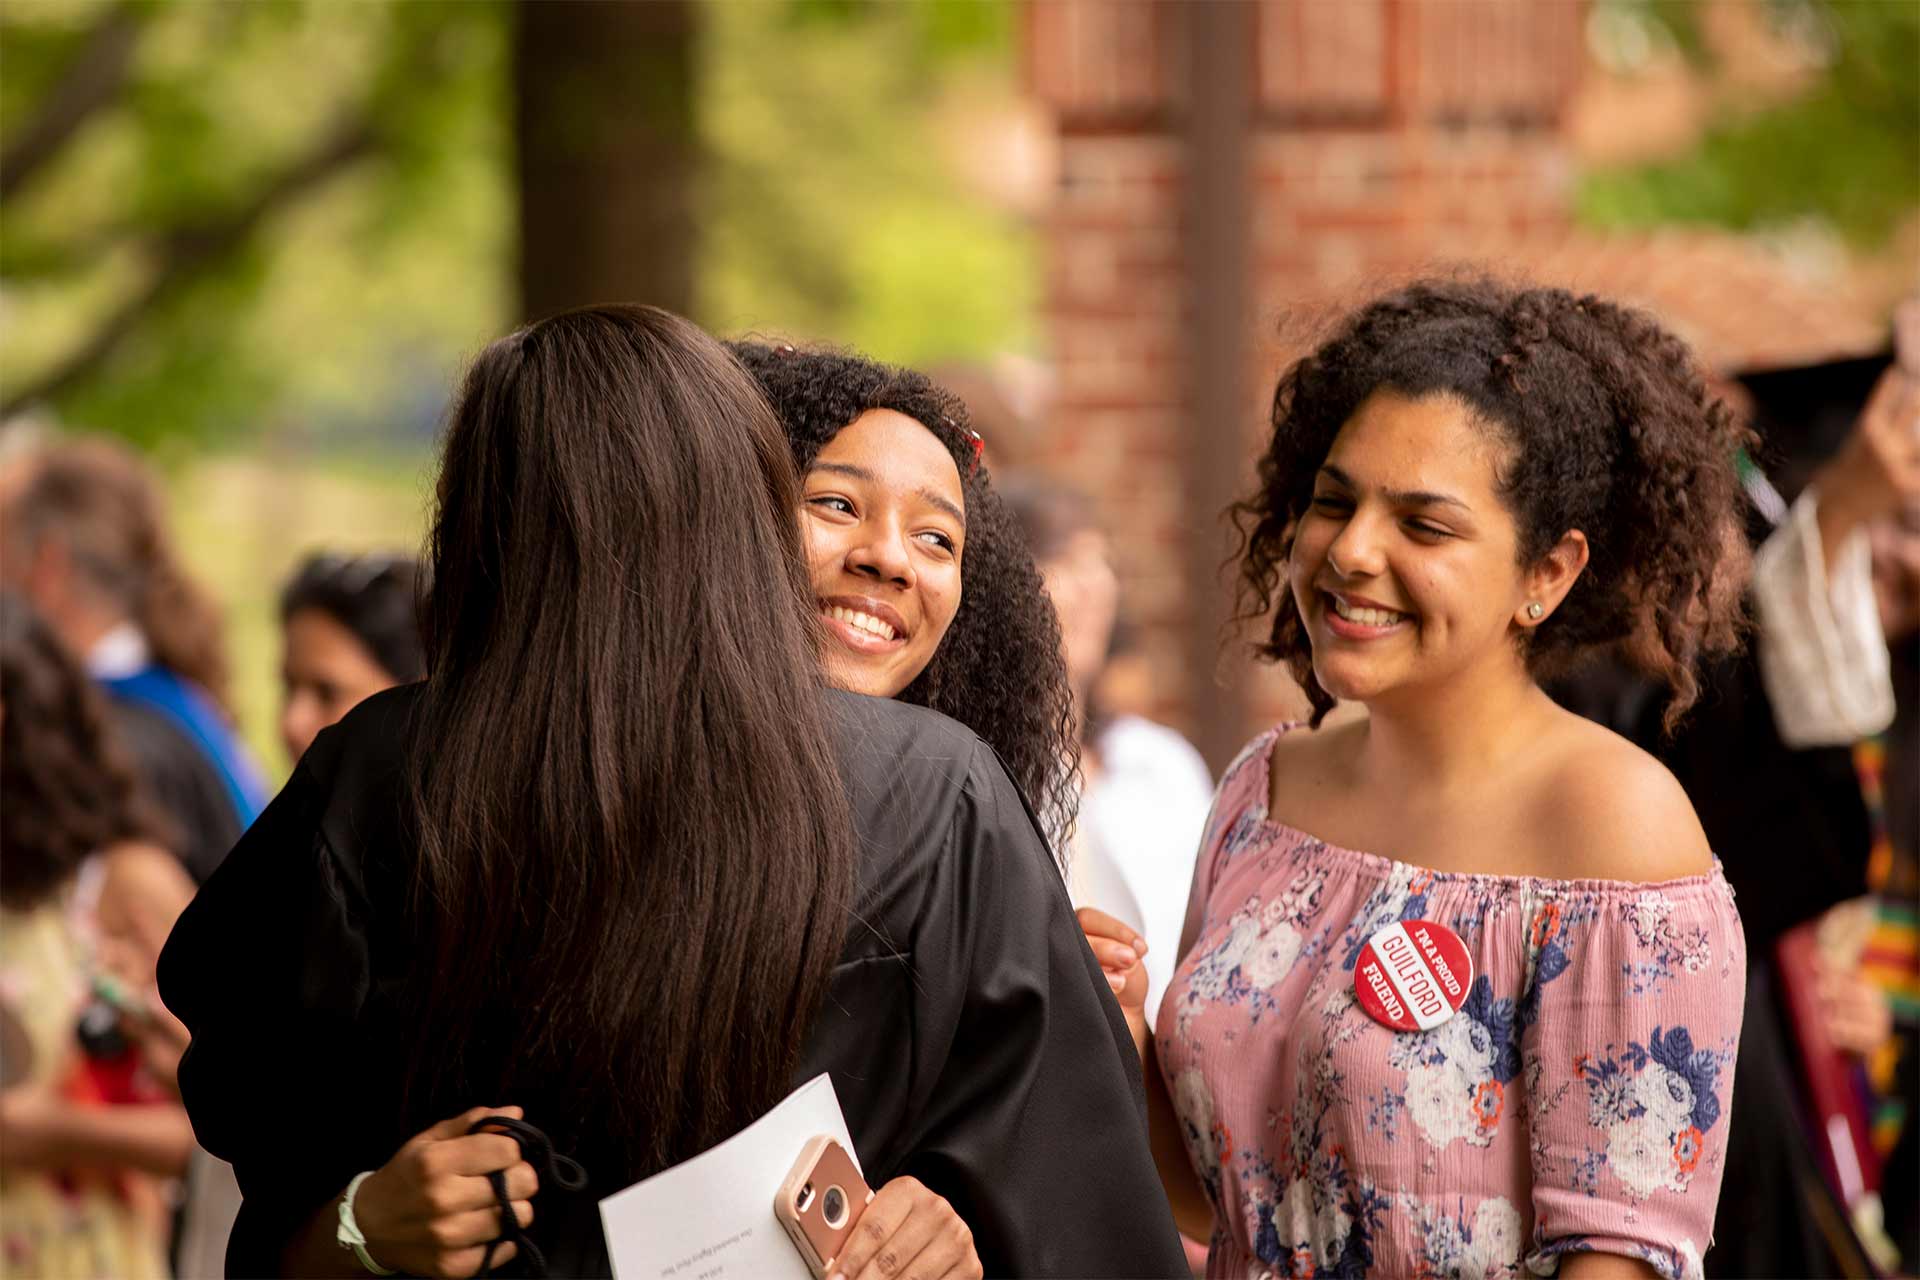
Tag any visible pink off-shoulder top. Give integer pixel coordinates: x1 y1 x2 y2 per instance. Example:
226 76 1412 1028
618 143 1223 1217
1156 726 1747 1280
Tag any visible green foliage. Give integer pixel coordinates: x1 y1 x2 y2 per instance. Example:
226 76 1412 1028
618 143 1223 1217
0 1 511 448
1578 0 1920 245
699 0 1035 364
1 0 1033 447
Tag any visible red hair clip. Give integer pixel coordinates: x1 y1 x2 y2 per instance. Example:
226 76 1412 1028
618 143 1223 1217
943 415 984 476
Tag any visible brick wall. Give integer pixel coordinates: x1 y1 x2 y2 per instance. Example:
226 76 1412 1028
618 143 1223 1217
1025 0 1584 764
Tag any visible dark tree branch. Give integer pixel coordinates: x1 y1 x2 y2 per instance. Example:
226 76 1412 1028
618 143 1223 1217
0 3 146 201
0 117 377 420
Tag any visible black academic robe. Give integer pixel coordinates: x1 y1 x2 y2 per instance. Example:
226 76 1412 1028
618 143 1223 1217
157 685 1188 1279
1553 650 1884 1279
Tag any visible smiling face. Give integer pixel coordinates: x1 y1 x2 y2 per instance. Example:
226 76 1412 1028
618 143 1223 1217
1287 390 1573 709
802 409 966 697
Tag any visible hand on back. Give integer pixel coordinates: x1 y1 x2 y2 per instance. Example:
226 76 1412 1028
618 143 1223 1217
1077 906 1150 1047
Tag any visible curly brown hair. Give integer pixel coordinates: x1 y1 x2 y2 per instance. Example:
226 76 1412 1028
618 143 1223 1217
729 341 1079 858
1 591 170 910
1233 278 1751 731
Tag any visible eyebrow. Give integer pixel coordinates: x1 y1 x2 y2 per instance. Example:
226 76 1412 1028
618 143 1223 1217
809 461 967 527
1319 464 1473 514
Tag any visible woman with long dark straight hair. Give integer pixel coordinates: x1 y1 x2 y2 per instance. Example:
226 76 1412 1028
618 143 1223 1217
159 306 1186 1279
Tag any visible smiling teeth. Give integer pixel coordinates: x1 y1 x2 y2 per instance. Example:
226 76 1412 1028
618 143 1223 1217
1331 596 1408 627
826 606 896 640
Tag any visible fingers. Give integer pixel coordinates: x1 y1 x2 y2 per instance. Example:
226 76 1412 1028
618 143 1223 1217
832 1179 909 1279
424 1134 534 1179
846 1205 941 1280
1086 935 1142 975
415 1161 540 1217
909 1214 985 1280
835 1178 979 1280
413 1105 525 1147
420 1199 534 1249
401 1238 519 1280
1076 906 1146 954
382 1196 533 1251
840 1182 983 1280
1815 967 1893 1054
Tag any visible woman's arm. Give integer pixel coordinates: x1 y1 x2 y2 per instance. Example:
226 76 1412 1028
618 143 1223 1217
276 1106 537 1280
0 1087 193 1177
1078 907 1213 1241
1141 1036 1217 1241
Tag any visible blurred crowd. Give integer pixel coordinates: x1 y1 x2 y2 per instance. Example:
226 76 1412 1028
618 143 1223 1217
0 434 426 1275
0 304 1913 1277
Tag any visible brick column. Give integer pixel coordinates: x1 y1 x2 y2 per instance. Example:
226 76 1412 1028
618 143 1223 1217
1026 0 1585 765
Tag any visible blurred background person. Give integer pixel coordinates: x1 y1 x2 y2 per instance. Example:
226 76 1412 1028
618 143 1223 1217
1866 492 1920 1272
277 550 426 764
1004 478 1212 1027
0 3 1913 1267
0 436 267 884
0 592 196 1279
1555 328 1919 1277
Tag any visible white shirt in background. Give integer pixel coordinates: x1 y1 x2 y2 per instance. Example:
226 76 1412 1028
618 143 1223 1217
1754 488 1896 748
1072 715 1214 1028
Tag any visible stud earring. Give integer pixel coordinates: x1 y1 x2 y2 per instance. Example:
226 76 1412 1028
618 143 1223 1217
1526 602 1545 620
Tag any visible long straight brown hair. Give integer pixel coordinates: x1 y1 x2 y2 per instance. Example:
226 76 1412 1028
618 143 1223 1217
404 305 856 1177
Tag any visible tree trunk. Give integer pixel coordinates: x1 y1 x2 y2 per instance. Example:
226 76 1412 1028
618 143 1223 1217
514 0 697 324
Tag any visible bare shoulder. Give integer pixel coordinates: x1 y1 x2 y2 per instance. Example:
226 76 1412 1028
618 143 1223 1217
1534 716 1713 884
1269 709 1362 769
1265 712 1361 799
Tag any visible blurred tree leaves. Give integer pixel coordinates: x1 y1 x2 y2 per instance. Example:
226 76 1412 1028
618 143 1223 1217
699 0 1034 365
0 0 1032 448
1578 0 1920 246
0 0 511 449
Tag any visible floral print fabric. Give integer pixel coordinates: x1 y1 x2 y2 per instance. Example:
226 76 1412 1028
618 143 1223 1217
1156 727 1747 1280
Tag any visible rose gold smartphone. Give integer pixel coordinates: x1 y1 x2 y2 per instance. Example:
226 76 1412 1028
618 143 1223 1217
773 1136 873 1279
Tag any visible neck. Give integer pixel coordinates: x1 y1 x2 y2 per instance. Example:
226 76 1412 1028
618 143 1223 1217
58 605 127 665
1353 654 1551 790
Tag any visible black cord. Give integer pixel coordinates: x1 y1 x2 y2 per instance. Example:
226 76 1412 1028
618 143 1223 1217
466 1116 588 1278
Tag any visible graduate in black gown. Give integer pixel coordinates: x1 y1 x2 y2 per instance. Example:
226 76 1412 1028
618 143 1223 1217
157 305 1187 1280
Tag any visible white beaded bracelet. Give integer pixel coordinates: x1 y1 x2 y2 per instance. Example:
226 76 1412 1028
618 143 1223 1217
337 1171 398 1276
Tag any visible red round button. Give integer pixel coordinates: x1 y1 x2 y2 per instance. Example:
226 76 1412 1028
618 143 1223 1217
1353 918 1473 1032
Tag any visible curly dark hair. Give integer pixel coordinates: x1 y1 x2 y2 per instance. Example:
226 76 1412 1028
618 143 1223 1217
0 591 170 910
1233 277 1751 732
730 340 1079 857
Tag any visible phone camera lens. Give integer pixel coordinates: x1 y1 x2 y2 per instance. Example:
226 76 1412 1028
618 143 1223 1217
822 1186 847 1228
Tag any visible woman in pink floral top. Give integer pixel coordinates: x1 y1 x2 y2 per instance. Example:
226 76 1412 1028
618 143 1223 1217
1084 280 1753 1279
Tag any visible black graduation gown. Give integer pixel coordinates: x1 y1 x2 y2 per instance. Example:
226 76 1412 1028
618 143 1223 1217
157 685 1188 1278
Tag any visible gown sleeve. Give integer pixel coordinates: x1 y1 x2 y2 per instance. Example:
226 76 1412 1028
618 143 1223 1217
1519 876 1747 1280
157 758 403 1277
892 740 1190 1279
